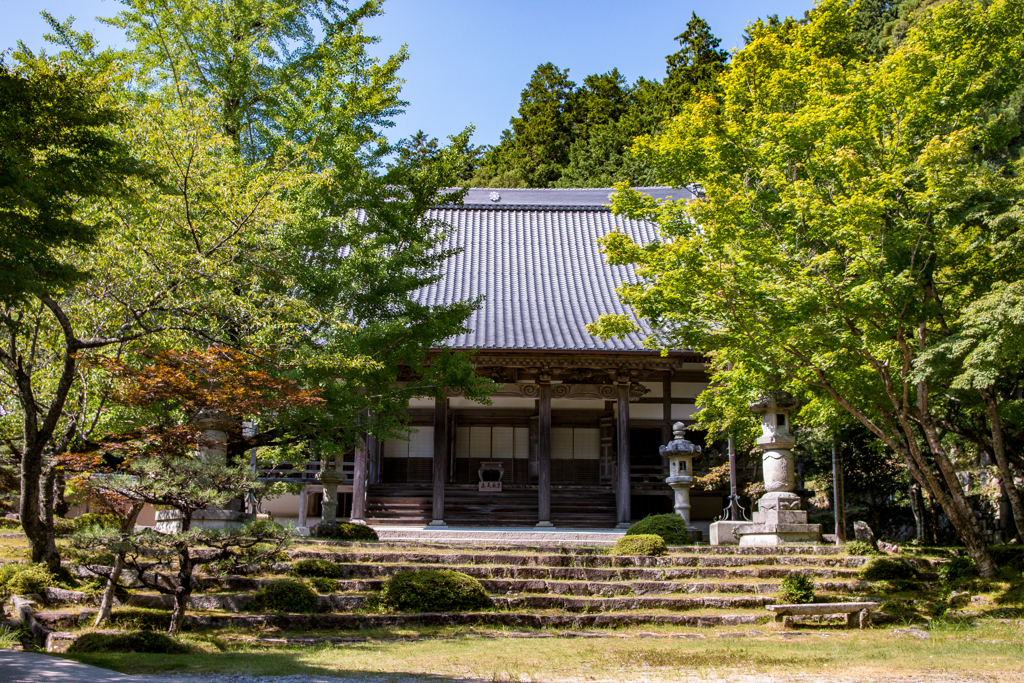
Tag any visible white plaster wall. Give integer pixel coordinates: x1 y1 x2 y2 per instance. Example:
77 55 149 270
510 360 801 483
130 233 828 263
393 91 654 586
407 397 436 408
629 404 666 420
640 381 663 398
672 382 709 399
671 404 698 420
551 399 607 411
450 396 536 409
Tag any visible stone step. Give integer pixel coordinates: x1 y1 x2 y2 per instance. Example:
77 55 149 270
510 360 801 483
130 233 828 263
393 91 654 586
128 591 782 613
370 527 626 546
272 562 873 585
179 611 766 630
289 549 871 569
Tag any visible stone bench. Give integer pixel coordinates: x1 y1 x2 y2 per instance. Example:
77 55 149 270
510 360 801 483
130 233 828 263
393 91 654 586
766 602 880 629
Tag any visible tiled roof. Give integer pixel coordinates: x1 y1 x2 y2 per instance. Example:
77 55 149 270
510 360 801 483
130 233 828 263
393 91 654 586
416 187 690 352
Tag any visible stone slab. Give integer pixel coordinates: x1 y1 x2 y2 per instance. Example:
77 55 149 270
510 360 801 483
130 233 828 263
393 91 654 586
709 520 747 545
739 531 824 547
370 526 626 546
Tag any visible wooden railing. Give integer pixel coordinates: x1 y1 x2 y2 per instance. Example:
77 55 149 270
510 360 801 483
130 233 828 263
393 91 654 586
257 460 355 484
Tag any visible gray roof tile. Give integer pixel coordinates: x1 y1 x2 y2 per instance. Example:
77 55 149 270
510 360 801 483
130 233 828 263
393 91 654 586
418 187 682 352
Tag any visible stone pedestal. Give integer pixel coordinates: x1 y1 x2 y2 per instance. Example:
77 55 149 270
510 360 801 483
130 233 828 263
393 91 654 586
736 393 822 547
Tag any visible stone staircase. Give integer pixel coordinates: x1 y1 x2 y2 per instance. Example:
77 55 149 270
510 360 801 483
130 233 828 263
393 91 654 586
103 541 934 632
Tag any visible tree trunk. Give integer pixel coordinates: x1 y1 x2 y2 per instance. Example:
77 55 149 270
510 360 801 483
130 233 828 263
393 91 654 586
94 503 143 627
168 546 192 637
34 467 60 572
53 469 70 518
95 554 126 628
981 389 1024 542
909 482 927 544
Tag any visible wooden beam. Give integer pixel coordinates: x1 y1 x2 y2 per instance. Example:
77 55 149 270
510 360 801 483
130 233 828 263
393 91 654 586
616 381 631 528
430 398 448 526
351 433 368 523
537 383 552 526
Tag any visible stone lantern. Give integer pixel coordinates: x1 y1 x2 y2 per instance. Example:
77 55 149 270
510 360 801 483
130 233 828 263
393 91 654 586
660 422 701 539
736 392 822 546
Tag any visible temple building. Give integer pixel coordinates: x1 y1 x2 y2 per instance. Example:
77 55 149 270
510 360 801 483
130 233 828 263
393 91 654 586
259 187 723 531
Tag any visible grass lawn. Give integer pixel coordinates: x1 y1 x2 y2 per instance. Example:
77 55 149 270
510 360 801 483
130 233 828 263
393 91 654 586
60 620 1024 682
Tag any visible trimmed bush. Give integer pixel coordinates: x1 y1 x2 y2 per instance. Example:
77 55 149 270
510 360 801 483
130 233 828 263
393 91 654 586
251 580 319 613
611 534 667 557
0 564 54 596
71 513 121 532
939 556 979 587
313 523 378 542
625 514 691 546
860 557 919 583
290 558 344 579
307 577 337 594
844 540 879 556
379 569 491 613
68 631 190 654
0 518 21 530
52 517 75 536
107 607 173 631
778 574 815 604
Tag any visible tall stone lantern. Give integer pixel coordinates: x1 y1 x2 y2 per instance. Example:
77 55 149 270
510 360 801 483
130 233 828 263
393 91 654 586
736 392 822 546
660 422 701 540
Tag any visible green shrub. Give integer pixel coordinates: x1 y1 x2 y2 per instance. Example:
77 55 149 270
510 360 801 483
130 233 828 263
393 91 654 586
990 545 1024 573
52 517 75 536
378 570 491 613
860 557 919 584
107 607 174 631
314 523 379 542
72 513 121 532
778 574 815 604
625 514 691 546
844 540 879 556
290 558 343 579
307 577 337 594
0 518 21 531
939 556 979 587
611 534 668 557
68 631 190 654
251 580 319 613
0 564 54 596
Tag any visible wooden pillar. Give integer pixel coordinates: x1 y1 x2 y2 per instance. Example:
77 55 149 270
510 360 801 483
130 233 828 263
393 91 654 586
616 380 631 528
430 398 448 526
298 488 308 528
661 374 672 445
537 383 553 527
351 433 368 524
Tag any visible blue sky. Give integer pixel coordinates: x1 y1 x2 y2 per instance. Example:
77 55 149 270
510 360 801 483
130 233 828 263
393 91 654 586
1 0 817 148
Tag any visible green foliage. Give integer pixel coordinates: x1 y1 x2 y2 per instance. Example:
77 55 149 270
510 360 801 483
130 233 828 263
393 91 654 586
290 558 343 579
990 546 1024 573
251 580 319 614
307 577 337 594
845 541 880 556
72 513 120 532
0 563 54 596
0 519 21 530
611 534 668 557
107 607 173 632
0 53 148 304
626 514 692 546
860 557 920 584
778 574 816 604
52 517 75 537
0 624 23 649
939 556 980 587
313 523 379 542
68 631 190 654
378 570 491 613
590 0 1024 575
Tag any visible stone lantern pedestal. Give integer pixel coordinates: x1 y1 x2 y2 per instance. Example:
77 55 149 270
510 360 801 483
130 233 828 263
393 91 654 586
312 465 346 537
736 393 822 546
660 422 702 542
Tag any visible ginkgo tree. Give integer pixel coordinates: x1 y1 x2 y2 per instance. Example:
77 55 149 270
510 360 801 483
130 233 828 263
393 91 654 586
590 0 1024 574
4 0 490 571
